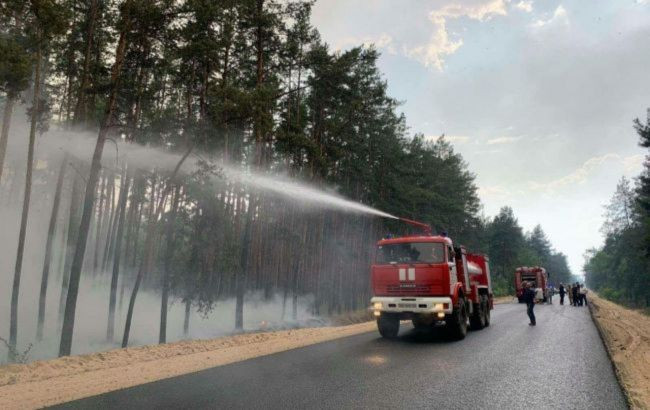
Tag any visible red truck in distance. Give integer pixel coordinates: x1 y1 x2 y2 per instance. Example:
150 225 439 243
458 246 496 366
515 266 548 303
370 218 494 340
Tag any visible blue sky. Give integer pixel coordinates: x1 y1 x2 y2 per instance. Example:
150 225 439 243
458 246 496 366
312 0 650 276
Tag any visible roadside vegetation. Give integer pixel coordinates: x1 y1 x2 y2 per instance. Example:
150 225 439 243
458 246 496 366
584 114 650 310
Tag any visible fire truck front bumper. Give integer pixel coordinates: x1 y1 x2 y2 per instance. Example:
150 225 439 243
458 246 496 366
370 296 453 317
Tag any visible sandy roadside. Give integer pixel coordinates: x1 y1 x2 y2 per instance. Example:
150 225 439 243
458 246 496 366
0 322 376 409
0 297 515 409
493 295 516 304
589 293 650 410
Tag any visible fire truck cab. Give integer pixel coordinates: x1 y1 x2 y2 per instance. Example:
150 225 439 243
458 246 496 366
370 228 493 340
515 267 548 303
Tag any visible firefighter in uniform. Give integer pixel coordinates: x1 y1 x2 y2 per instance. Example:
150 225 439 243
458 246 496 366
522 281 537 326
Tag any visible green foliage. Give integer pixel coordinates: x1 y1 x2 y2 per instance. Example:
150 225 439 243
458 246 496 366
0 35 31 97
585 113 650 308
482 207 573 293
2 0 573 321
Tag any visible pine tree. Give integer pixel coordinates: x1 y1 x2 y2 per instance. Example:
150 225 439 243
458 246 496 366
602 176 636 236
634 111 650 254
486 207 525 293
7 0 67 362
0 1 32 182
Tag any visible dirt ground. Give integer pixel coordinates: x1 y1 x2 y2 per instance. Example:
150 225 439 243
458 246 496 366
589 293 650 409
493 295 516 304
0 322 376 410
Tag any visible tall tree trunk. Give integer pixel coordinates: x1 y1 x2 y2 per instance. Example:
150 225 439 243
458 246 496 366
9 43 41 361
130 199 143 267
102 187 121 273
0 95 16 183
233 0 266 332
281 286 288 321
73 0 99 124
254 0 265 165
63 0 78 124
55 192 70 281
183 298 191 336
37 154 67 341
107 167 130 341
159 185 180 344
122 176 139 270
122 147 192 348
101 176 117 271
93 173 106 273
59 10 133 357
236 202 253 330
59 169 81 323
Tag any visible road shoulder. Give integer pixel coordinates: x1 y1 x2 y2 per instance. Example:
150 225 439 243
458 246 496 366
589 293 650 409
0 322 375 410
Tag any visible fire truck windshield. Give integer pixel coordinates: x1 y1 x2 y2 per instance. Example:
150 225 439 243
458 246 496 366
376 242 445 264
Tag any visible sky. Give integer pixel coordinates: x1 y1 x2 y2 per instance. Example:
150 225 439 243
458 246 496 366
311 0 650 276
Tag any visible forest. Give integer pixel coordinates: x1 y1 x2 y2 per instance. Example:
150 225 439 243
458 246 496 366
584 113 650 310
0 0 572 363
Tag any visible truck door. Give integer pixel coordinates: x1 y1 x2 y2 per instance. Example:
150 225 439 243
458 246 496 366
453 247 471 292
448 245 458 293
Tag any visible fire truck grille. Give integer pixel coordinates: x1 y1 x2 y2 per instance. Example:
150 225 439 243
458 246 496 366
385 284 434 295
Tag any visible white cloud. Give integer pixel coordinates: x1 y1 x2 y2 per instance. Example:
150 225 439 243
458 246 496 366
440 135 471 143
486 136 521 145
334 33 396 54
515 1 533 13
622 154 645 174
405 0 509 70
528 153 620 191
531 5 569 28
478 184 512 200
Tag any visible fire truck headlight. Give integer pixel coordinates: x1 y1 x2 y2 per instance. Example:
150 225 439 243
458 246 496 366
437 312 445 319
373 302 382 310
434 303 444 311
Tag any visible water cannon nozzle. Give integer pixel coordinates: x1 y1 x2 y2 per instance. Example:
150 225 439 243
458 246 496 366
398 217 432 235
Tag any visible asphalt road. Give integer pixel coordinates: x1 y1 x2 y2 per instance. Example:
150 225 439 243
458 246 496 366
54 302 627 410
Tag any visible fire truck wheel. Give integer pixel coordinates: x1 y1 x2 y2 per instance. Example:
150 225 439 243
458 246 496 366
377 313 400 338
470 298 487 331
447 297 468 340
484 300 491 327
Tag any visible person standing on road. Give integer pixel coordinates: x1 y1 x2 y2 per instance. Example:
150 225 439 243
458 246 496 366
559 283 566 305
580 285 588 306
572 283 579 306
522 281 537 326
567 283 573 305
577 284 584 306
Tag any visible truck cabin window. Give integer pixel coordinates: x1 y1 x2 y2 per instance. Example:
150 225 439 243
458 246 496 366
522 275 537 287
376 242 445 264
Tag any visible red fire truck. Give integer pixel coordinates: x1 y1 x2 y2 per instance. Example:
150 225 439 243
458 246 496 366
370 219 493 340
515 267 548 303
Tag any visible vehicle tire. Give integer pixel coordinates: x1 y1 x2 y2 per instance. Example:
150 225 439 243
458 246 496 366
470 297 488 330
484 296 491 327
446 297 468 340
377 313 399 338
